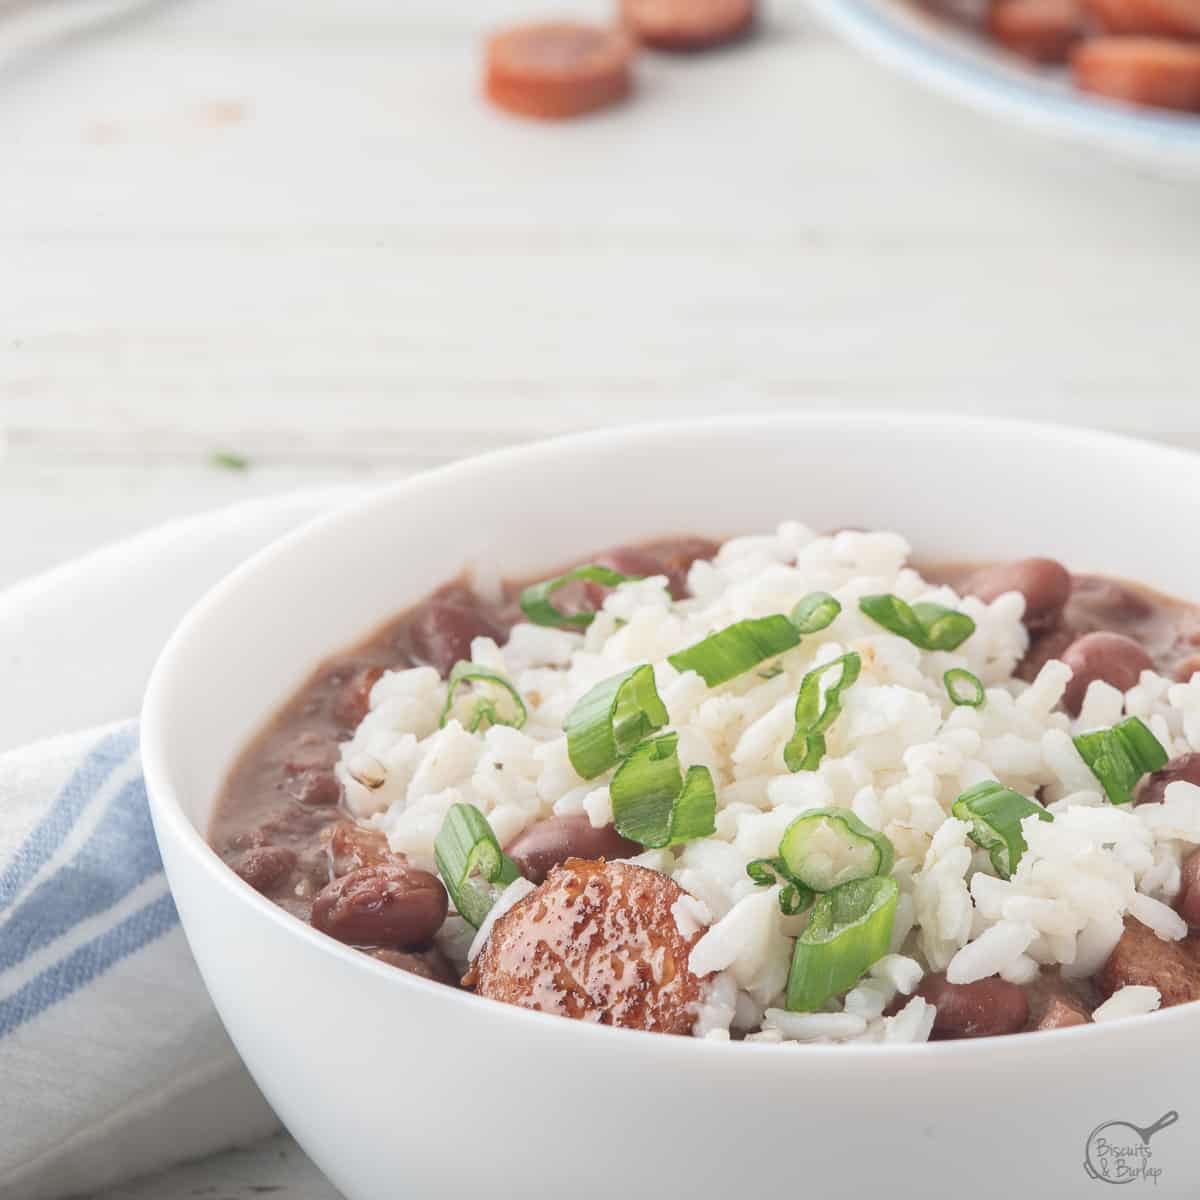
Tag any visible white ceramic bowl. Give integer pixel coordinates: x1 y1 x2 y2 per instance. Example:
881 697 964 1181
142 415 1200 1200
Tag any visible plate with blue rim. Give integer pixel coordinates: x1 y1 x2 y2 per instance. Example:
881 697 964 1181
806 0 1200 172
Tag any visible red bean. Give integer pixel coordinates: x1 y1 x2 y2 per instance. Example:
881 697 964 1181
311 864 448 948
289 771 342 808
964 558 1072 633
326 821 398 877
282 732 339 775
1138 753 1200 806
331 666 384 730
409 591 502 678
366 946 460 985
1177 850 1200 929
1061 631 1154 715
1034 996 1090 1030
1175 654 1200 684
505 815 642 884
916 972 1029 1039
232 846 297 895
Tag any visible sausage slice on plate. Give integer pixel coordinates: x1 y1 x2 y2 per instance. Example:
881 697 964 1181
468 858 709 1033
1071 37 1200 112
988 0 1083 63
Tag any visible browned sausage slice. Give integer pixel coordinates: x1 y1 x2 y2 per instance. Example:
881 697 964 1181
1081 0 1200 37
620 0 756 50
1096 917 1200 1007
468 859 709 1033
485 23 635 120
1072 37 1200 112
988 0 1084 62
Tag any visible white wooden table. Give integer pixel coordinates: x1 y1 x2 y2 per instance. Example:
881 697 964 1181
2 0 1197 1192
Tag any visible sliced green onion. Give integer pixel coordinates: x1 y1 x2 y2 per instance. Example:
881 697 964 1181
746 857 816 915
747 857 785 887
563 664 669 780
783 652 862 773
433 803 522 928
609 732 716 849
778 807 894 892
951 781 1052 879
667 615 801 688
1073 717 1169 807
790 592 842 635
859 594 976 652
758 665 784 680
439 662 527 733
944 667 986 709
785 875 898 1012
519 565 642 630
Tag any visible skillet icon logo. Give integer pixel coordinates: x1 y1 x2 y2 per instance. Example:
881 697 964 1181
1083 1110 1178 1185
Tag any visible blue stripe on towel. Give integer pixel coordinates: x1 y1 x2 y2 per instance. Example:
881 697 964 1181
0 891 179 1039
0 724 140 915
0 776 161 975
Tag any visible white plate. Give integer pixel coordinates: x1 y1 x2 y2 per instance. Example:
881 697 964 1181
0 488 360 754
807 0 1200 172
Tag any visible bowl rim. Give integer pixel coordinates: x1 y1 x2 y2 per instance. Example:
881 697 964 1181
140 410 1200 1061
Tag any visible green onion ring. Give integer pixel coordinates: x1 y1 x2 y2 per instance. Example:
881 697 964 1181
1073 716 1168 807
564 664 669 780
859 594 976 652
944 667 986 709
783 652 862 773
951 781 1052 879
790 592 842 636
609 732 716 849
746 856 816 915
439 662 527 733
519 565 643 630
667 615 802 688
778 807 894 892
433 804 523 928
785 875 898 1012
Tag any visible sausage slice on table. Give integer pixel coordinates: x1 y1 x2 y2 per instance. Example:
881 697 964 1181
468 859 709 1034
1072 37 1200 112
620 0 757 50
484 23 635 120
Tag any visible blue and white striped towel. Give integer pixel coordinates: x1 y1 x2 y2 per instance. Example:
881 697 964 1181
0 721 277 1200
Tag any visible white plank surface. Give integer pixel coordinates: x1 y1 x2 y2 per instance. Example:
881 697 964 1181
1 0 1197 1193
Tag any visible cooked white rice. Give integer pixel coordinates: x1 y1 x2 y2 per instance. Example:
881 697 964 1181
336 523 1200 1043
